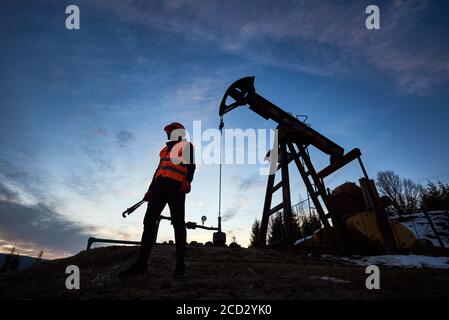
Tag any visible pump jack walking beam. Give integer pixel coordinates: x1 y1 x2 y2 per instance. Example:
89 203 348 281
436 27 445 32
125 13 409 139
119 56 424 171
220 77 344 161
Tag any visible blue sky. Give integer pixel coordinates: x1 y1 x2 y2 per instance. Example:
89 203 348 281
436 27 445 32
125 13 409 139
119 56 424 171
1 0 448 258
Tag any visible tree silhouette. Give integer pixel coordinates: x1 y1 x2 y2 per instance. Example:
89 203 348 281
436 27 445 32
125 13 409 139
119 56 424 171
1 247 20 273
249 219 261 247
422 181 449 211
376 170 422 215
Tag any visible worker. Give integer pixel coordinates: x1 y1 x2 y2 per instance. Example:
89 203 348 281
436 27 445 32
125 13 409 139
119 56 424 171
119 122 195 278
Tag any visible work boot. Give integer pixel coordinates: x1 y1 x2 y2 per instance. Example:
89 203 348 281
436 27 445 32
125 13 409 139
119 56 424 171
118 261 148 278
172 264 186 279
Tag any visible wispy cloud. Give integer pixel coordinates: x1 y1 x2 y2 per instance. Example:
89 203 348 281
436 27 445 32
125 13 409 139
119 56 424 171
0 181 17 202
0 181 96 258
116 130 135 148
94 0 449 95
221 174 265 222
158 76 232 126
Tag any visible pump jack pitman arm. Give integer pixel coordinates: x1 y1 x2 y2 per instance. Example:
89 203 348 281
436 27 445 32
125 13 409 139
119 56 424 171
219 77 344 162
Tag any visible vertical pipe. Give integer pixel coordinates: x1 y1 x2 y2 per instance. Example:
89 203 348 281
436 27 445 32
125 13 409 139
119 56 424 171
358 157 369 180
218 116 224 232
280 142 293 242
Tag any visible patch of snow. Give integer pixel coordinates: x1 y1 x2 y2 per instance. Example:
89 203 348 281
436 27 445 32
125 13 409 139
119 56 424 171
310 275 351 284
393 211 449 248
294 235 312 246
333 255 449 269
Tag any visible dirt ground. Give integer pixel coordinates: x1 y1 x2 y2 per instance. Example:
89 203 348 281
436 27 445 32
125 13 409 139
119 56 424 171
1 245 449 300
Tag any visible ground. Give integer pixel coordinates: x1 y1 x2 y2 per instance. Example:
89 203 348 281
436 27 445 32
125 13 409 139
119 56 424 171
1 245 449 299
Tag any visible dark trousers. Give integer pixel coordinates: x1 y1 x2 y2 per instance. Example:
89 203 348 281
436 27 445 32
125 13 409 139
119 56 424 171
137 177 186 269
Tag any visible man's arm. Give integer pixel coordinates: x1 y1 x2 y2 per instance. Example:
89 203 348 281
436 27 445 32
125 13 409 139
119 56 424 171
185 142 196 182
144 159 161 200
180 142 195 193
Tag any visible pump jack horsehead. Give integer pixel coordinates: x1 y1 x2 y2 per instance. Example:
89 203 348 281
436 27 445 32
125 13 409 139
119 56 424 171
219 77 417 253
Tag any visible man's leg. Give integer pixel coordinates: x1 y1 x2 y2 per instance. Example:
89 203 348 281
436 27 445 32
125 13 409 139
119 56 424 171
118 186 167 277
136 197 167 265
168 191 186 276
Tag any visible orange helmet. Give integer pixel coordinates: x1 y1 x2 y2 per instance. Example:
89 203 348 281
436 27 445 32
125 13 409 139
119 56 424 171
164 122 185 133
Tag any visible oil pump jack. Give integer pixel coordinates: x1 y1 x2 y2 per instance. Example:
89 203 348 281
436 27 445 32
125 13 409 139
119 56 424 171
219 77 416 253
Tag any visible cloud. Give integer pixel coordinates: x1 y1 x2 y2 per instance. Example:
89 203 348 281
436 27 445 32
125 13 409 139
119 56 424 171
0 181 18 202
221 174 265 222
0 181 96 257
364 131 393 155
239 174 265 191
0 157 52 204
221 209 237 223
0 158 33 186
95 128 108 136
93 0 449 95
116 130 135 148
158 76 231 125
66 128 136 197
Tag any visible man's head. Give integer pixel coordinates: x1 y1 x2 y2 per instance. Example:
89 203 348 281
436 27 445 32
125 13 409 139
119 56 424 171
164 122 186 141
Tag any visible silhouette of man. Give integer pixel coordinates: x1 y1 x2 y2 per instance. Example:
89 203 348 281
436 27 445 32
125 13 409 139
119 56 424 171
119 122 195 278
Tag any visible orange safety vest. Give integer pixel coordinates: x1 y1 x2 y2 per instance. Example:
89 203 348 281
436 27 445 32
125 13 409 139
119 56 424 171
155 141 190 183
